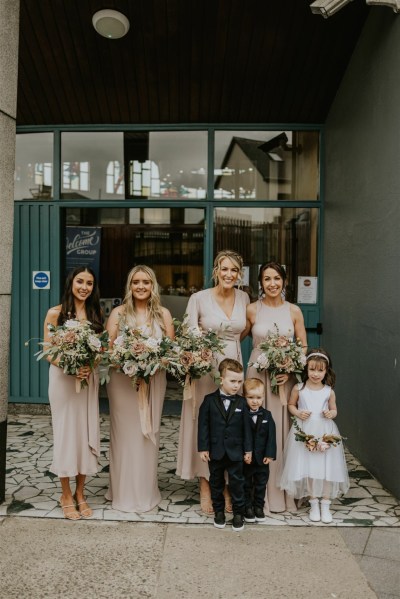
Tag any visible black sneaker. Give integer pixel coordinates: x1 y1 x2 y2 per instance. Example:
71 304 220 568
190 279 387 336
214 511 226 529
232 514 244 532
254 507 266 522
244 506 256 523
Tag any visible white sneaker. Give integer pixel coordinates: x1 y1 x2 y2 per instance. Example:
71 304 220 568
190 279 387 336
320 499 333 524
309 498 320 522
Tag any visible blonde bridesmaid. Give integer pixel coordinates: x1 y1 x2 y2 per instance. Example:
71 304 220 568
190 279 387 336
176 250 250 515
105 265 174 512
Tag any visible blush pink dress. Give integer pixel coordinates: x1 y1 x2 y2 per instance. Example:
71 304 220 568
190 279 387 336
247 300 298 513
49 365 100 477
176 288 249 480
105 321 166 512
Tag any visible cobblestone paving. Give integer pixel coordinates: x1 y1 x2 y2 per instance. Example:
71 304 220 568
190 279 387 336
3 413 400 526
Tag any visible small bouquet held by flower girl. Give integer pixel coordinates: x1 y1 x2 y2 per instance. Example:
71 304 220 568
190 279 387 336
291 417 344 452
248 324 306 405
35 319 109 392
167 318 226 417
109 325 171 388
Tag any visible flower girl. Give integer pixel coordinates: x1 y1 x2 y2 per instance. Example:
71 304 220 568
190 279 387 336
279 349 349 523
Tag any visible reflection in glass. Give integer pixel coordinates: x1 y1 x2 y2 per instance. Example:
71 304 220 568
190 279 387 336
62 132 125 199
126 131 207 199
14 133 53 200
61 131 207 200
65 208 204 319
214 207 318 302
214 131 319 201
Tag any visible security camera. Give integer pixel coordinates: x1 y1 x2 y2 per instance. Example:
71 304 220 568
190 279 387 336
310 0 353 17
366 0 400 12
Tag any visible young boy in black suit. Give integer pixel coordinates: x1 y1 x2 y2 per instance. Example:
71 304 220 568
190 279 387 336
243 378 277 523
198 358 253 531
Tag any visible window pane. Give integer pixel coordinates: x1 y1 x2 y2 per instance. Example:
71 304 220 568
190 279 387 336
214 207 319 302
126 131 207 199
214 131 319 201
14 133 53 200
61 132 125 199
61 131 207 200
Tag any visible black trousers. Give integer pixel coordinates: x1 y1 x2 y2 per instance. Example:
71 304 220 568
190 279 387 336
244 462 270 509
208 454 245 515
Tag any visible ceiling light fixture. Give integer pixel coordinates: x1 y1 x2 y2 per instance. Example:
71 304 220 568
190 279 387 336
92 9 130 39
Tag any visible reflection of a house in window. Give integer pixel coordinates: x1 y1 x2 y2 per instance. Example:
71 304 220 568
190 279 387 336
214 133 293 200
129 160 160 197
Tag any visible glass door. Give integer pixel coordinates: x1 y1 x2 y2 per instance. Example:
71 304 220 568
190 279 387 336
214 206 321 360
65 207 205 321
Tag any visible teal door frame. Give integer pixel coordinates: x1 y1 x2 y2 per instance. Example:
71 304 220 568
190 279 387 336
11 124 324 403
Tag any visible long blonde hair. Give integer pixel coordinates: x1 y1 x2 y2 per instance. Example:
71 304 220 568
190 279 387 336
122 265 165 334
212 250 244 287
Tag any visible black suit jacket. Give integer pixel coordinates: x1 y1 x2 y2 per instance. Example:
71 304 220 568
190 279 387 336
198 390 253 461
247 406 277 466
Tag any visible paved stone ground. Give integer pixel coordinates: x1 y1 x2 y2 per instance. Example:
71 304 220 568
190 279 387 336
3 411 400 527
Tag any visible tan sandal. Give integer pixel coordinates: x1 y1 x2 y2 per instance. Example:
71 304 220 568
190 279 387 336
73 495 93 519
199 478 214 516
200 495 214 516
60 499 81 521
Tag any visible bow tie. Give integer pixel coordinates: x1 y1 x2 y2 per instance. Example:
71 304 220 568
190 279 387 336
249 409 263 417
220 394 234 401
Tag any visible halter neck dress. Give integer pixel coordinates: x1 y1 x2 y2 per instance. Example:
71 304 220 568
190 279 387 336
247 299 297 513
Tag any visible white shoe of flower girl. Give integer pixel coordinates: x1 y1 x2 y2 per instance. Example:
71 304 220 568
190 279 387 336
309 498 321 522
320 499 333 524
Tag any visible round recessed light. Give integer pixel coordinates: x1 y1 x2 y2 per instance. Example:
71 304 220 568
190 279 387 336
92 9 130 39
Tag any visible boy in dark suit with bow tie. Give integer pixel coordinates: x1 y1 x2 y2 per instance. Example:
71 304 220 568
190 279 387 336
243 378 276 523
198 358 253 531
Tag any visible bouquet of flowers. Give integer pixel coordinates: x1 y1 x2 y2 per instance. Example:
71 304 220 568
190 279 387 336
35 319 109 391
109 326 170 388
291 417 344 452
248 324 306 398
166 318 226 387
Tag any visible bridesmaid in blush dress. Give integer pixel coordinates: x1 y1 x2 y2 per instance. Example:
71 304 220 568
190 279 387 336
176 250 250 515
105 265 174 513
44 266 103 520
246 262 307 513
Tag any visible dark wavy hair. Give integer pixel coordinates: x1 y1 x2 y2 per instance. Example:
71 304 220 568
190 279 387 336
258 262 287 296
302 348 336 388
57 266 103 333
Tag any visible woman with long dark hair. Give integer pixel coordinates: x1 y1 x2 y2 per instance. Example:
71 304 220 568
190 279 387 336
43 266 103 520
246 261 307 513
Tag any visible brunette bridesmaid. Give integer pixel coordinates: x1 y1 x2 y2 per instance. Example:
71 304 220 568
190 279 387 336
44 266 103 520
176 250 250 515
247 261 307 513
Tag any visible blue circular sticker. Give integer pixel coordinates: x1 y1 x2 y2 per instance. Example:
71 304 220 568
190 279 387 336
33 272 49 288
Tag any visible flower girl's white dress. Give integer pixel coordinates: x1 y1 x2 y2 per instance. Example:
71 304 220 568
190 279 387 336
279 383 349 499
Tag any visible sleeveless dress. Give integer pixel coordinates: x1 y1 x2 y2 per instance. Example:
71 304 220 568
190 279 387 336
279 384 349 499
49 364 100 477
105 320 167 512
247 300 297 512
176 288 249 480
